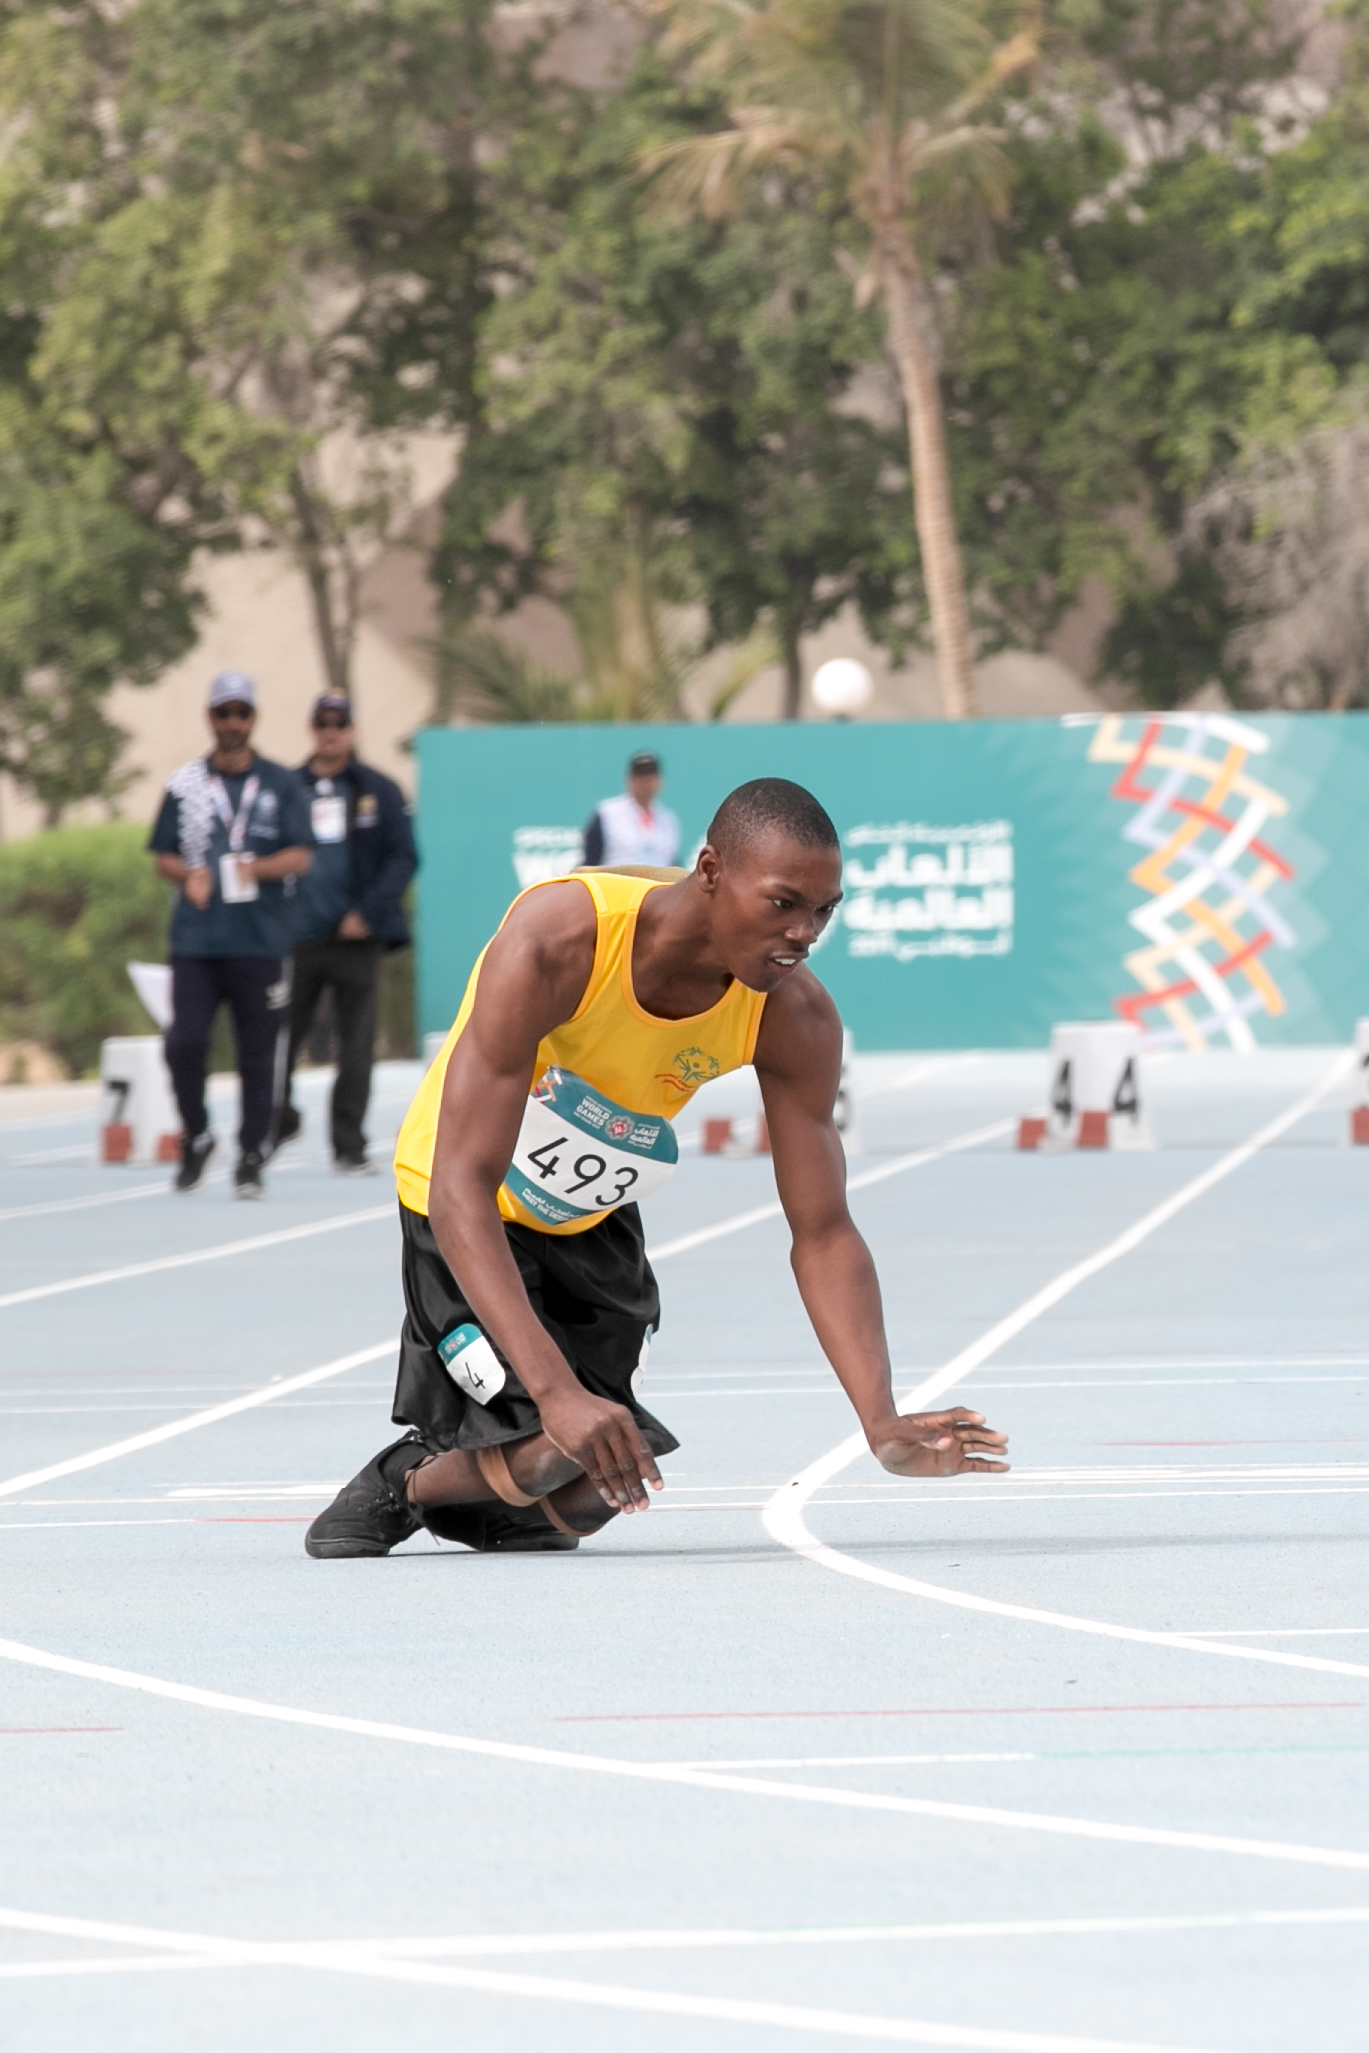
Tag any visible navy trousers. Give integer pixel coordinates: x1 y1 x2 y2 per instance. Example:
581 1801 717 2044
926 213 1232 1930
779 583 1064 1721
165 956 290 1155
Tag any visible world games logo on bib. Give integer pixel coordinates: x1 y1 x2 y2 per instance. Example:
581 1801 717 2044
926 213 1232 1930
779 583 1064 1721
506 1067 679 1228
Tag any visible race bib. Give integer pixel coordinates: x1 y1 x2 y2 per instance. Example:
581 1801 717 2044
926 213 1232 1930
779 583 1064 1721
503 1066 678 1230
437 1322 506 1405
218 852 259 903
311 794 347 844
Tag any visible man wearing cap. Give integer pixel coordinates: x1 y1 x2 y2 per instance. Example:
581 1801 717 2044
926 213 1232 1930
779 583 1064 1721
149 674 312 1198
582 751 680 869
277 694 418 1175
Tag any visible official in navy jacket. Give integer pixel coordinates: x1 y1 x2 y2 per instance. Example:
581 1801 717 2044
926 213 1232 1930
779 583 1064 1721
279 693 419 1173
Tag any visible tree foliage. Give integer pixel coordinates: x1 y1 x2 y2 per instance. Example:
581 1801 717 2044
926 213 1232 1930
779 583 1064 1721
435 48 912 719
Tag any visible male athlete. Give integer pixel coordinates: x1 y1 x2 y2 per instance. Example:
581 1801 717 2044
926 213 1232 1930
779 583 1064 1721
307 777 1007 1558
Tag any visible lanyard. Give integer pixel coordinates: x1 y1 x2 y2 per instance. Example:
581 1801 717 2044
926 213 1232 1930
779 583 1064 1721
207 771 261 853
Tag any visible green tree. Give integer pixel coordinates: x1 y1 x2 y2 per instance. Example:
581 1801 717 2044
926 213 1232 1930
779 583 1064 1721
435 50 910 721
644 0 1040 719
11 0 497 702
943 0 1359 699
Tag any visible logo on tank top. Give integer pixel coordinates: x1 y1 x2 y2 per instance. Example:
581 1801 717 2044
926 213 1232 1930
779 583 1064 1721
655 1046 722 1096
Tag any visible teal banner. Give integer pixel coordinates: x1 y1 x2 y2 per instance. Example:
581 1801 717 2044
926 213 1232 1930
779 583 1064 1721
414 712 1369 1050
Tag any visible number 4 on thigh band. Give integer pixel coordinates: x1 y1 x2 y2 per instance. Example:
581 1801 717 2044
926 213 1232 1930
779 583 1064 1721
503 1067 678 1229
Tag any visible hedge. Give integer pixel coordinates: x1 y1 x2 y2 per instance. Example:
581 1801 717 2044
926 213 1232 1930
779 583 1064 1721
0 821 416 1078
0 823 172 1076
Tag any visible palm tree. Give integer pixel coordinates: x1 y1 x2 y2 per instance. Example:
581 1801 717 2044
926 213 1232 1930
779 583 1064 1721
645 0 1039 719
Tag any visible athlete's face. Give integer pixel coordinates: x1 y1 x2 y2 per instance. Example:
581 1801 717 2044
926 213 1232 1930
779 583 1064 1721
699 832 844 992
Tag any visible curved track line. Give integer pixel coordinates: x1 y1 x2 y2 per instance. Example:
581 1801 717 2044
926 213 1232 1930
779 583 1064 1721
0 1342 396 1501
764 1052 1367 1683
1 1634 1368 1872
0 1203 394 1312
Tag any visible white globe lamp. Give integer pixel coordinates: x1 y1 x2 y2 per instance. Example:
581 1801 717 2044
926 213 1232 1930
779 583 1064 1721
811 657 873 720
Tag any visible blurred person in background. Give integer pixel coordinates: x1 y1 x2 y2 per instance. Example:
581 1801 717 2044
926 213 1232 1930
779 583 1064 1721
150 672 311 1199
582 750 680 869
277 692 418 1176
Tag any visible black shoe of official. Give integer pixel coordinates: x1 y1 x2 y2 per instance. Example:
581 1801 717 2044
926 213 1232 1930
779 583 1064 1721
233 1149 266 1200
333 1150 379 1178
305 1435 429 1558
275 1104 303 1146
420 1501 580 1553
174 1132 215 1194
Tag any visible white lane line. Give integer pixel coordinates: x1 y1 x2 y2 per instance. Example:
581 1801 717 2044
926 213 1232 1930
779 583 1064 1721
647 1121 1012 1262
0 1202 394 1312
8 1900 1369 1963
764 1051 1369 1687
3 1636 1369 1873
1187 1629 1369 1640
0 1174 222 1223
0 1342 396 1501
0 1956 216 1979
0 1910 1245 2049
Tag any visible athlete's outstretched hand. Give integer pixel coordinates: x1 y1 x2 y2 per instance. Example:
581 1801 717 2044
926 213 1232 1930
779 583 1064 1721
538 1386 664 1513
870 1407 1009 1478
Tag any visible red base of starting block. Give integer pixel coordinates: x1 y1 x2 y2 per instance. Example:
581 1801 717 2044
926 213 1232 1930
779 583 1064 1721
1017 1117 1046 1151
156 1132 182 1163
101 1123 133 1163
1352 1107 1369 1146
1077 1109 1110 1149
702 1116 770 1156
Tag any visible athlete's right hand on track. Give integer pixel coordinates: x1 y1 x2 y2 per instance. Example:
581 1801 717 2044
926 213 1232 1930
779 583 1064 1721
870 1407 1009 1478
538 1387 664 1512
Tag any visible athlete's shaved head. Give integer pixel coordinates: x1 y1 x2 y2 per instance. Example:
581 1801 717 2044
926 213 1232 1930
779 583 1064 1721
706 778 838 862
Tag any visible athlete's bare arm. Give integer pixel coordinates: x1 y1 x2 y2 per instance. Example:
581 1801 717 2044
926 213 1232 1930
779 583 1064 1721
756 973 1009 1477
426 881 664 1513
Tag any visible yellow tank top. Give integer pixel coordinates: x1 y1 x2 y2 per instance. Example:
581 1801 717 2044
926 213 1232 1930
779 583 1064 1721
393 870 767 1231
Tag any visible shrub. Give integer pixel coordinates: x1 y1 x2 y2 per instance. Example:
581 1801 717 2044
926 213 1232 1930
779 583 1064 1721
0 823 171 1076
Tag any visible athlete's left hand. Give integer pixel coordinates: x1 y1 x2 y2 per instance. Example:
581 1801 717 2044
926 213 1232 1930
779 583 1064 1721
869 1408 1009 1477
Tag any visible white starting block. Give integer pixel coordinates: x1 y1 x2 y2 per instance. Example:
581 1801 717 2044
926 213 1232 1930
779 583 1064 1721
1019 1020 1152 1152
701 1029 858 1160
1351 1019 1369 1146
99 1037 181 1165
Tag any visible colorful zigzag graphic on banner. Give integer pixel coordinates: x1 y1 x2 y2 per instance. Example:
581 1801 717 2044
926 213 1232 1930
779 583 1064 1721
1087 713 1295 1051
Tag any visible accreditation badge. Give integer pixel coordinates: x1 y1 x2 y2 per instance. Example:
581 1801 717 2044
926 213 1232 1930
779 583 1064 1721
502 1067 678 1230
218 852 259 903
311 793 347 843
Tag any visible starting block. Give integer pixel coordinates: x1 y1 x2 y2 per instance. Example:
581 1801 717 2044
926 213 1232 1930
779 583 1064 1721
99 1036 181 1165
702 1115 770 1157
1019 1021 1152 1152
1351 1020 1369 1145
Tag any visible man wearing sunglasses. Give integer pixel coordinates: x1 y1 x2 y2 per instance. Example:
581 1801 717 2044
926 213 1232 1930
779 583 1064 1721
277 693 418 1175
149 673 312 1198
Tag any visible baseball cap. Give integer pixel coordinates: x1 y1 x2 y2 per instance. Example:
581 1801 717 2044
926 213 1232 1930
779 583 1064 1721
208 671 257 710
311 692 354 723
628 750 661 775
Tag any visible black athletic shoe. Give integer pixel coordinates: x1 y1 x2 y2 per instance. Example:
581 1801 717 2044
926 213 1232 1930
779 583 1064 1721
233 1149 265 1199
333 1150 379 1177
275 1104 303 1146
305 1435 428 1558
420 1501 579 1553
174 1132 215 1193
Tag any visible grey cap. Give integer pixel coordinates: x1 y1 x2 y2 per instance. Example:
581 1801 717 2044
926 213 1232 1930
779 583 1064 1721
208 670 258 710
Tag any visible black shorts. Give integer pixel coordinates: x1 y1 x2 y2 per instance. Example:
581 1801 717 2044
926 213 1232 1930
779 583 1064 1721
390 1202 677 1459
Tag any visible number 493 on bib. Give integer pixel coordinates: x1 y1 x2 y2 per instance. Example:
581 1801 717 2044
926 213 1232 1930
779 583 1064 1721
502 1067 678 1229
